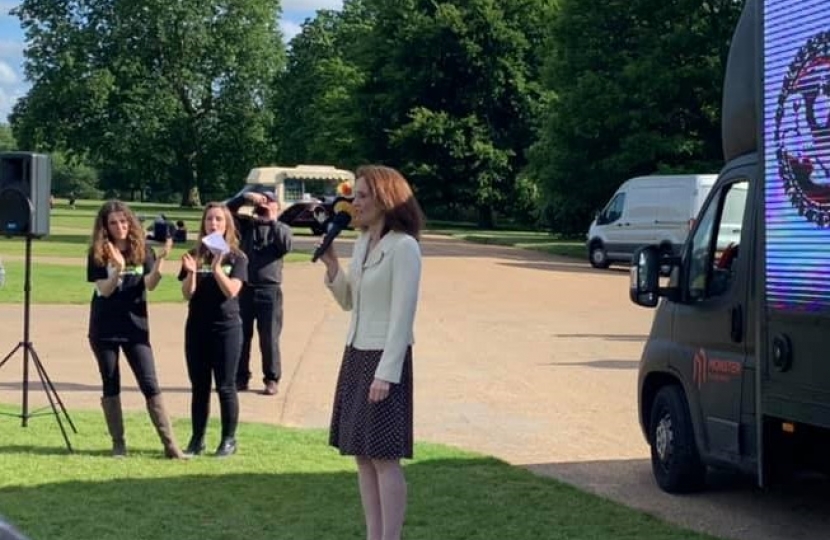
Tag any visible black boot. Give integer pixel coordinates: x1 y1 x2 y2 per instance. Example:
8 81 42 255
184 436 206 456
215 437 237 457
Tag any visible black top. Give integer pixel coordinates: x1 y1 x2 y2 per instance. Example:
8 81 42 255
87 248 156 343
228 195 293 285
178 251 248 328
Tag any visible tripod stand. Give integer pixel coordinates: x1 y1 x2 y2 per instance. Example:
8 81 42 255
0 233 77 452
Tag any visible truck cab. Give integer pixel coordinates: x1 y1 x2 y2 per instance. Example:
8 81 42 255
629 0 830 493
632 153 757 492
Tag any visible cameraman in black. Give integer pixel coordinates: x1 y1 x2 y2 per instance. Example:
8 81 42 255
227 190 293 395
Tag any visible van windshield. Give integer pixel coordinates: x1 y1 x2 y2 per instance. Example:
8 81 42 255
601 193 625 224
284 178 339 203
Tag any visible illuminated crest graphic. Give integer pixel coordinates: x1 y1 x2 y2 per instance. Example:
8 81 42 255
774 31 830 227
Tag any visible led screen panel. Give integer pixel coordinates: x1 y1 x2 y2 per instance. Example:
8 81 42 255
765 0 830 311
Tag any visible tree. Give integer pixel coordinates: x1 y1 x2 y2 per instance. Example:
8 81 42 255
356 0 554 227
0 124 16 152
528 0 742 233
272 1 372 169
51 152 102 199
10 0 285 205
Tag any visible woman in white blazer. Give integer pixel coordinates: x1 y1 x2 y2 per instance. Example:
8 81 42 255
318 165 425 540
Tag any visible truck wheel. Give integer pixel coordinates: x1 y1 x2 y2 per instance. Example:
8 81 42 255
589 242 610 269
648 385 706 493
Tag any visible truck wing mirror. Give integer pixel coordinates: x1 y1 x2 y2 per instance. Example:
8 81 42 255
630 245 661 307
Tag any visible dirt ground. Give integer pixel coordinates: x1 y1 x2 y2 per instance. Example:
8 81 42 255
1 234 829 540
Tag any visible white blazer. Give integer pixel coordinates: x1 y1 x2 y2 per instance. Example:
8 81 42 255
325 230 422 383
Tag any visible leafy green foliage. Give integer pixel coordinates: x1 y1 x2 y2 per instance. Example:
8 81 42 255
273 1 372 169
356 0 554 226
50 152 102 199
10 0 285 205
5 0 748 233
527 0 742 233
0 124 16 151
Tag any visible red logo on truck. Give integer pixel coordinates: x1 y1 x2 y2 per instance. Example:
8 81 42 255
692 348 742 388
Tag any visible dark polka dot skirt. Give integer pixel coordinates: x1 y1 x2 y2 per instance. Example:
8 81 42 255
329 346 413 460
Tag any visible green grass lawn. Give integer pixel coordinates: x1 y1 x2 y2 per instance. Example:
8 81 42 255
426 226 587 260
0 407 718 540
2 201 226 260
0 199 315 303
0 254 311 304
0 199 589 304
51 201 206 233
3 199 579 265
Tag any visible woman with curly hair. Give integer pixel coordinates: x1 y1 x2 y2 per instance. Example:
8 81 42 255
87 200 185 459
178 202 248 457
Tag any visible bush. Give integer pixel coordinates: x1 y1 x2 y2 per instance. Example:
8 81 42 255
51 153 102 199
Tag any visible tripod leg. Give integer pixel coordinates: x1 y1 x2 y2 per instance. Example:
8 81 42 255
29 346 77 433
0 342 24 370
0 342 29 426
29 345 74 452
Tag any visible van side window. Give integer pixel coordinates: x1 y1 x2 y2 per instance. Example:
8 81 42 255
600 193 625 224
687 180 748 301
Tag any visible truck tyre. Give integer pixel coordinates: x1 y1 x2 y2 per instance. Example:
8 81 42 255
589 242 610 269
648 385 706 493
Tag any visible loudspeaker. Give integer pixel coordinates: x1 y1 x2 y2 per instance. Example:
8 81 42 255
0 152 51 238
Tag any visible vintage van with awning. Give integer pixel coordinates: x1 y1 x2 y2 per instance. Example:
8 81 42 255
229 164 355 235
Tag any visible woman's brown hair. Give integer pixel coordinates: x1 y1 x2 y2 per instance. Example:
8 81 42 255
355 165 426 239
191 202 243 264
90 200 146 266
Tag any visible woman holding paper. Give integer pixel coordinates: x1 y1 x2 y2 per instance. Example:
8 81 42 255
86 200 185 459
178 202 248 457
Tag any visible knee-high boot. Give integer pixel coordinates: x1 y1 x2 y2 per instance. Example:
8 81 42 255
146 394 186 459
101 396 127 457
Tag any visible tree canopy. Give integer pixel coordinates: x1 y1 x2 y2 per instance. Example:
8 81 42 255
527 0 742 232
7 0 747 233
11 0 285 204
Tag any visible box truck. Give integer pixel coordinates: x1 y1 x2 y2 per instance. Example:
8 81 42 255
629 0 830 492
587 174 718 269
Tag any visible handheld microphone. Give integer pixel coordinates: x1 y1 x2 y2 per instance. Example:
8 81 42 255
312 197 355 262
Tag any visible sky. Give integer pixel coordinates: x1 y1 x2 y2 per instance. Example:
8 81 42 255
0 0 343 124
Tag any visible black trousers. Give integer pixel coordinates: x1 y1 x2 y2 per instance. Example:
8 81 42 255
89 340 161 398
185 321 242 440
238 284 283 384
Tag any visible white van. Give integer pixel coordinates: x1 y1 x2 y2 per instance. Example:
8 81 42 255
586 174 718 269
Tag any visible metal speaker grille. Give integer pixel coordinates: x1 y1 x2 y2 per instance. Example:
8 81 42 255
0 187 33 236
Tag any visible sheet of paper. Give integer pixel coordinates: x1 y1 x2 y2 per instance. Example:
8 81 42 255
201 232 229 257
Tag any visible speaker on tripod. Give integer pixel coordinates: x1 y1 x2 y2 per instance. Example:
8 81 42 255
0 152 51 238
0 151 76 452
